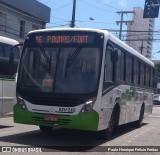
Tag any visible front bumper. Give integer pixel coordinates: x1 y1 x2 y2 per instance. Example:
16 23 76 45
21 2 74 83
153 100 160 105
13 105 99 131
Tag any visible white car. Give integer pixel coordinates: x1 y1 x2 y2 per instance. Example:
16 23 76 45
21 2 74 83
153 94 160 105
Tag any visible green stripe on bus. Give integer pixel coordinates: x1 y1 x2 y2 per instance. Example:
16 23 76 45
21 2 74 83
0 77 15 81
14 105 99 131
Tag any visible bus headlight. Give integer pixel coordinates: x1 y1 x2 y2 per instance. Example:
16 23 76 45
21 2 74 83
80 97 96 113
16 94 26 109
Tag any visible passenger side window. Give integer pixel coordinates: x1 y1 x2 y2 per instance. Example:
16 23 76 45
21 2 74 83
0 42 20 76
104 45 113 82
103 43 114 91
134 59 139 84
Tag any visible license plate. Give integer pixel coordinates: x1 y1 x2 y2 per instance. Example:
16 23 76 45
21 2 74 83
44 115 58 122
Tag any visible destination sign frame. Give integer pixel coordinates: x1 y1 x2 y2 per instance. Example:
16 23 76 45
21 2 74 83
27 31 103 45
35 34 95 44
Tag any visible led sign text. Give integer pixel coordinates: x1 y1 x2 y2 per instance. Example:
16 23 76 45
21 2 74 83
35 35 92 44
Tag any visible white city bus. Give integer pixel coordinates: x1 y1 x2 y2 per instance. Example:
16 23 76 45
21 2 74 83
0 36 20 116
13 28 154 139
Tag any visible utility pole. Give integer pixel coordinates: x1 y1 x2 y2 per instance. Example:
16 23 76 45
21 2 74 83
116 11 134 40
71 0 76 28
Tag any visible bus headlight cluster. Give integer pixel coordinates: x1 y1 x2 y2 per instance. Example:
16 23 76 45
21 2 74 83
80 97 96 113
16 94 26 109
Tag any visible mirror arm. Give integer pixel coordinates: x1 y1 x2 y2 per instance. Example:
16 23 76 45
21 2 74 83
11 43 23 52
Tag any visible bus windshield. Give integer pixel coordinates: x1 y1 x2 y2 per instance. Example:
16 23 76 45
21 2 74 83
18 45 101 94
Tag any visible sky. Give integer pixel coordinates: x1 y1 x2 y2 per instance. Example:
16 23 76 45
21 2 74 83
37 0 160 60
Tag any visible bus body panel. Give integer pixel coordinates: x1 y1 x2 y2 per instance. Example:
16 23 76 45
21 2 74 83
14 105 99 131
0 36 20 116
97 31 154 131
0 80 2 115
1 78 16 115
99 85 153 131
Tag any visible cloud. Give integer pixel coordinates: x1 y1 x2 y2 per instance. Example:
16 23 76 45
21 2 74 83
119 0 127 8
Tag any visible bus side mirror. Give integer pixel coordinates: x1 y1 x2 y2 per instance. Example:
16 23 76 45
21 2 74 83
111 49 118 63
9 43 23 64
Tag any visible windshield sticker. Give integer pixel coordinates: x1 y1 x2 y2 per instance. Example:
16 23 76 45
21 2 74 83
42 79 53 87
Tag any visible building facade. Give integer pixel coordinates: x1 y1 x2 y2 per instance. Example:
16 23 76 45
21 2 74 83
126 7 154 59
0 0 51 42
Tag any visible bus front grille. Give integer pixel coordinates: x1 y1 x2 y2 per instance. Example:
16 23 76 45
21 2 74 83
32 116 71 126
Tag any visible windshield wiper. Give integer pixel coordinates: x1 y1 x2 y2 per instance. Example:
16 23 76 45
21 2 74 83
38 44 52 75
38 44 49 64
48 52 52 75
65 43 84 77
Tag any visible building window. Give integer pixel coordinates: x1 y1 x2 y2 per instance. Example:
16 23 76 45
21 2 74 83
20 20 25 38
32 24 39 30
41 22 46 29
0 12 6 32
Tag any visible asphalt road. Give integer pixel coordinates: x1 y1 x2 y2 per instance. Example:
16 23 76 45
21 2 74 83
0 106 160 155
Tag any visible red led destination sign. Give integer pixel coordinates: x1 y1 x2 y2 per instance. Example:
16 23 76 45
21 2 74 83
35 35 95 44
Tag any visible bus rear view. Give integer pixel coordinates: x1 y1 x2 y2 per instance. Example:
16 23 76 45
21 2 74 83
0 36 20 116
14 28 104 133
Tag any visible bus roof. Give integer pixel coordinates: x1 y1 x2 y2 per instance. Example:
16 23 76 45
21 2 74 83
28 28 154 67
28 27 108 34
0 36 19 45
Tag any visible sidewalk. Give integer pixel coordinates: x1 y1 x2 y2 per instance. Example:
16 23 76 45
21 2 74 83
0 112 13 118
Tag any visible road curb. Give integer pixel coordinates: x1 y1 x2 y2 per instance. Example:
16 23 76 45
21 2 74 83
0 113 13 118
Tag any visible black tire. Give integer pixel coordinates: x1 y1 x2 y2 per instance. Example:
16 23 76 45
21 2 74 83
135 104 144 128
39 125 53 134
101 106 120 140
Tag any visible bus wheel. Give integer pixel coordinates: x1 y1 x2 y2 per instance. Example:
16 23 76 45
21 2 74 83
101 107 119 140
135 104 144 128
39 125 53 134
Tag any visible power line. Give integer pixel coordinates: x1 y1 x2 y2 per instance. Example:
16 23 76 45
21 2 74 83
53 2 73 11
2 22 160 42
0 16 44 29
76 19 116 24
105 29 160 33
0 13 70 29
0 15 160 35
92 0 120 11
80 0 116 13
1 0 71 28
